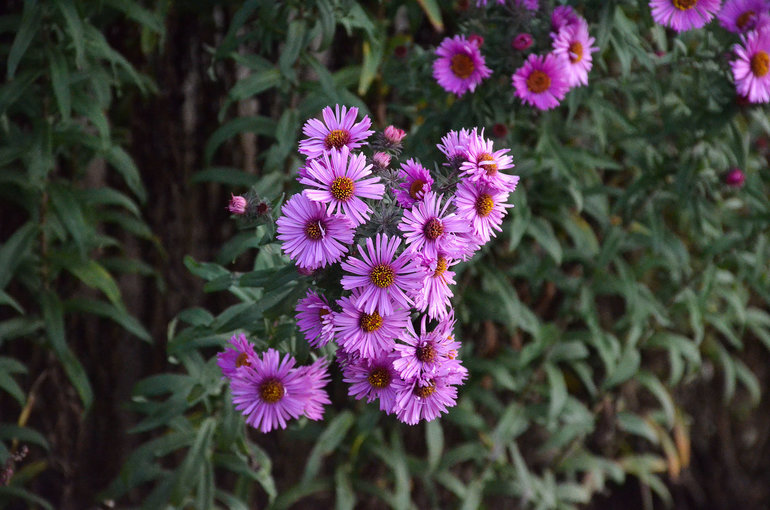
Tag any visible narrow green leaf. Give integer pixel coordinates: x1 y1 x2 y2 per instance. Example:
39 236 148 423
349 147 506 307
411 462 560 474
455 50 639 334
279 20 307 77
65 298 151 342
54 0 86 69
358 36 383 95
204 116 276 164
0 372 25 406
334 464 355 510
0 222 36 290
0 424 50 450
416 0 444 32
102 0 164 33
426 420 444 473
7 1 41 79
301 411 354 485
104 146 148 204
63 259 122 307
48 47 71 119
49 183 89 256
545 364 568 423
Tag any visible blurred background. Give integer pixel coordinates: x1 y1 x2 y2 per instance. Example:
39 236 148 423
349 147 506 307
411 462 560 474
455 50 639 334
1 1 770 508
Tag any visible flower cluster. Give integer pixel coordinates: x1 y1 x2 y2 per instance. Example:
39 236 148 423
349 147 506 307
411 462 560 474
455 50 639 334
432 4 598 110
219 105 520 431
650 0 770 103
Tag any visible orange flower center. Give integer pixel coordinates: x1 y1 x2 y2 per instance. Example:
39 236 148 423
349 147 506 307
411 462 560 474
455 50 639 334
259 378 285 404
450 53 475 79
737 10 756 29
526 70 551 93
475 193 494 217
479 153 498 175
324 129 350 149
434 256 448 277
359 311 384 332
370 264 395 288
235 352 250 368
416 343 437 363
423 218 444 240
409 179 427 199
305 220 324 240
367 367 391 388
331 176 355 201
751 51 769 77
413 381 436 398
672 0 697 9
569 41 584 63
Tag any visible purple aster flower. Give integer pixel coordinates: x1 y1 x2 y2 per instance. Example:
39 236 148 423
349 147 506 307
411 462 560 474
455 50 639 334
649 0 722 32
399 191 470 260
454 181 516 244
276 192 355 270
299 104 374 159
433 35 493 96
295 290 335 348
334 291 410 358
459 129 518 191
552 5 581 31
301 146 385 226
393 315 463 380
294 357 331 421
340 233 423 316
718 0 770 32
732 27 770 103
437 128 472 165
413 253 457 320
455 231 485 261
512 53 571 111
515 0 539 10
217 333 257 379
394 158 434 208
393 368 467 425
342 351 402 414
229 349 309 433
552 18 599 88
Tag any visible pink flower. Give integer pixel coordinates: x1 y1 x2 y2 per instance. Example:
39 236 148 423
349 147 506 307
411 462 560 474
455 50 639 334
399 191 470 260
454 181 515 244
437 128 472 164
412 252 457 320
384 125 407 144
515 0 539 10
298 105 373 160
295 290 335 349
512 33 534 51
334 291 410 358
469 34 484 48
552 5 581 31
731 27 770 103
649 0 722 32
372 151 391 169
718 0 770 33
217 333 258 379
394 158 434 208
552 18 599 88
459 129 518 191
342 352 402 414
512 53 570 110
433 35 493 96
300 146 385 226
725 167 746 186
228 194 247 215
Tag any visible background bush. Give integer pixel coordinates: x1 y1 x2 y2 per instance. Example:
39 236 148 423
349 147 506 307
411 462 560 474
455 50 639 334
1 1 769 509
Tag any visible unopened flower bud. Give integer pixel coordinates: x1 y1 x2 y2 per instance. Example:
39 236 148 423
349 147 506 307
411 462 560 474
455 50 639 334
512 33 533 51
725 168 745 187
384 125 406 145
228 194 248 215
469 34 484 48
492 123 508 138
373 151 391 169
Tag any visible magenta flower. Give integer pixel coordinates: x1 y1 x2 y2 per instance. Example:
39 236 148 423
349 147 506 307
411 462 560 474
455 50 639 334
515 0 539 10
333 291 410 358
342 352 402 414
294 357 331 421
228 194 247 215
649 0 722 32
725 167 746 186
731 27 770 103
399 191 470 260
437 128 472 164
372 151 391 170
718 0 770 32
384 125 407 144
229 349 309 433
276 193 355 270
217 333 258 379
454 181 515 245
393 368 467 425
552 5 581 31
340 233 423 316
552 18 599 88
394 159 434 208
459 129 518 191
413 253 457 320
512 33 534 51
301 146 385 226
295 290 335 349
298 104 374 159
433 35 493 96
393 315 463 380
512 53 570 111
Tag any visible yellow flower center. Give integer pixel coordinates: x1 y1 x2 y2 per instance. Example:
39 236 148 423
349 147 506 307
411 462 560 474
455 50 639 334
450 53 475 79
475 193 494 217
305 220 324 240
324 129 350 149
370 264 395 288
235 352 250 368
478 153 498 175
569 41 584 63
434 256 448 277
409 179 427 200
416 343 437 363
259 378 285 404
737 10 756 29
423 218 444 240
672 0 697 9
526 70 551 93
359 311 384 332
331 176 355 201
751 51 769 77
367 367 391 389
413 381 436 398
